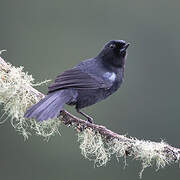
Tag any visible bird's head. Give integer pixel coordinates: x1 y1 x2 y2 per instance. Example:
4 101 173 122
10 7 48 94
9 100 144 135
97 40 130 68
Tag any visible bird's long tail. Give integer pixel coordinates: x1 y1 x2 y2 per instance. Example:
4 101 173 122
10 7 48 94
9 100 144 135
24 90 74 121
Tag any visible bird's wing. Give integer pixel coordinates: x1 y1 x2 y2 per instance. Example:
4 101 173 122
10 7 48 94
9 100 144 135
48 68 112 93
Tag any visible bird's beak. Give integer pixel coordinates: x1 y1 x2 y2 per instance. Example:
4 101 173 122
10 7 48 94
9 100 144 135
120 43 130 53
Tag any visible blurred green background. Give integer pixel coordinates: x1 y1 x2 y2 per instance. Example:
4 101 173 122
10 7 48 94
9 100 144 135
0 0 180 179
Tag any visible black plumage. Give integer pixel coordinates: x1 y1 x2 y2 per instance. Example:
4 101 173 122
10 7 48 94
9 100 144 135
24 40 130 123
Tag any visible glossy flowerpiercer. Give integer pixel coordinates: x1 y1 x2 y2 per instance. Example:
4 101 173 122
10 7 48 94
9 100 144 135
24 40 130 123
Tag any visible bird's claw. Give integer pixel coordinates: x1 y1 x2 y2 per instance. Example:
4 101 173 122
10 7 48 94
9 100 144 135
87 117 93 123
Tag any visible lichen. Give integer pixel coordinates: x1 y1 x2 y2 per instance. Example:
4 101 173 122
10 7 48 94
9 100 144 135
78 129 176 178
78 128 110 166
132 140 172 178
0 60 61 139
78 129 131 167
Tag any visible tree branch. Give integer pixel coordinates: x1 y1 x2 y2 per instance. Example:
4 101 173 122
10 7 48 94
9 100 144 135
0 55 179 177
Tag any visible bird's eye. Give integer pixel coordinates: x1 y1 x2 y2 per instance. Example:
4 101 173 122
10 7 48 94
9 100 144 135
109 44 116 49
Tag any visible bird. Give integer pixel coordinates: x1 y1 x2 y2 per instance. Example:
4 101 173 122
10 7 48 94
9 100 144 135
24 40 130 123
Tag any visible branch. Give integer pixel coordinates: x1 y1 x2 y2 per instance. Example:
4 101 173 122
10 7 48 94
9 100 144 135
0 55 179 178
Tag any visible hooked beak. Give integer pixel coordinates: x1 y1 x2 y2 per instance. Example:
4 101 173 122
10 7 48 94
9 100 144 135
120 43 130 53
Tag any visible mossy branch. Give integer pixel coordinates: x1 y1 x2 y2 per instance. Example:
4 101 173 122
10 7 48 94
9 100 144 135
0 55 179 178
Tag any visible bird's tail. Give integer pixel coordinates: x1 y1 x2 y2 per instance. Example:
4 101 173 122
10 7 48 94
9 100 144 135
24 90 74 121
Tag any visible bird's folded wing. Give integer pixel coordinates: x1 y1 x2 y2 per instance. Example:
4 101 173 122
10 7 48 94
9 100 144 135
48 68 112 93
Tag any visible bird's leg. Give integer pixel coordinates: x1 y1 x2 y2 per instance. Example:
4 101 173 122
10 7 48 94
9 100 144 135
76 109 93 123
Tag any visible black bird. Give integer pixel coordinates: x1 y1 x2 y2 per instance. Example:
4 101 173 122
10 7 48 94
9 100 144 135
24 40 130 123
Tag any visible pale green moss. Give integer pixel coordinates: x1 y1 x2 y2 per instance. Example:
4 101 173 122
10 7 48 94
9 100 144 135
78 129 176 178
78 128 110 166
78 129 131 167
0 61 61 139
132 140 172 178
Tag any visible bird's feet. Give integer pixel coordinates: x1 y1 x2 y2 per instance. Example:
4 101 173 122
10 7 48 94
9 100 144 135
76 108 94 123
87 117 93 123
